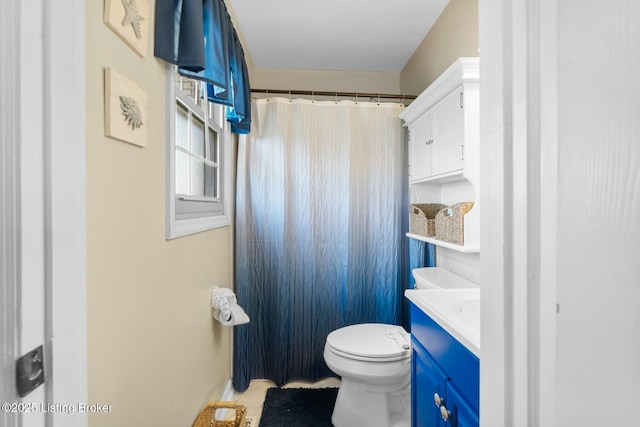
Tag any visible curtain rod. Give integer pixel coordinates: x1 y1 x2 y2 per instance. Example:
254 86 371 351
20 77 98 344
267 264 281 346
251 88 417 101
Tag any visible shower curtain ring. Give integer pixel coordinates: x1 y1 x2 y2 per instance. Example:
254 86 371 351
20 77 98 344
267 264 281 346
312 91 315 103
289 90 292 102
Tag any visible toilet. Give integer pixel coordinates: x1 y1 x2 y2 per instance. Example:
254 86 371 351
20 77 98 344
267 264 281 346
324 267 474 427
323 323 412 427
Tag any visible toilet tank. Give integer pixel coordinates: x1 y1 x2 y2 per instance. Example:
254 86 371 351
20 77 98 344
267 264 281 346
412 267 479 290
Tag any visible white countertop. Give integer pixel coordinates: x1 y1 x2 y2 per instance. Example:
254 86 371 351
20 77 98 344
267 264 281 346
405 288 480 357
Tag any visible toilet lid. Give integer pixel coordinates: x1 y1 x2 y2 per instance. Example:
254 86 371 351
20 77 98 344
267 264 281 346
326 323 411 361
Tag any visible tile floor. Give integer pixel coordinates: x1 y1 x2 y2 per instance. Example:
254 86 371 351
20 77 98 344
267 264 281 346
231 378 341 426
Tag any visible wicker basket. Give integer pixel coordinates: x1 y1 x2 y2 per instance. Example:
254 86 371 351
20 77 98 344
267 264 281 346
435 202 474 245
193 401 247 427
410 204 448 237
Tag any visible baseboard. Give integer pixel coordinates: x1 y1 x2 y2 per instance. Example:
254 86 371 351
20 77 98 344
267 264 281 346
221 378 235 401
215 378 235 420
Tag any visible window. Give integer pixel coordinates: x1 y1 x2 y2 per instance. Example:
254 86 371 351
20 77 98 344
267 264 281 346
166 66 232 238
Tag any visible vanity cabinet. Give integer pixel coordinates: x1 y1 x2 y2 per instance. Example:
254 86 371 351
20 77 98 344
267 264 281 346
410 302 479 427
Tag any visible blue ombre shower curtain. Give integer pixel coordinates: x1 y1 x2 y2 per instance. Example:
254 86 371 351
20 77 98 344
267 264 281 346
233 98 410 391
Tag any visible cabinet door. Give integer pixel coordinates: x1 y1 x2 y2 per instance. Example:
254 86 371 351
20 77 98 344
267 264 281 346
409 110 432 182
444 382 479 427
412 339 447 427
430 86 465 176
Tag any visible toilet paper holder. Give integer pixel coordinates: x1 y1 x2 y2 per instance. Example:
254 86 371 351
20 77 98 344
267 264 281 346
211 287 250 326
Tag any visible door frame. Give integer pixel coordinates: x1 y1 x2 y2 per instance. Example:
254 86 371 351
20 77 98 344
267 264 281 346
479 0 558 426
0 0 87 425
43 0 88 424
0 3 21 425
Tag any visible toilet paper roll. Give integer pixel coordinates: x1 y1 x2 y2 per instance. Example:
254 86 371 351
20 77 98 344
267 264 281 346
214 303 250 326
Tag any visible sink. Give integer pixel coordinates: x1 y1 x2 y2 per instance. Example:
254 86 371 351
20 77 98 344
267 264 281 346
405 288 480 356
457 293 480 326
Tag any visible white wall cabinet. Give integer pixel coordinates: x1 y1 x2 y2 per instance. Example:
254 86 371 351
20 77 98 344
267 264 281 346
400 58 480 251
408 85 465 182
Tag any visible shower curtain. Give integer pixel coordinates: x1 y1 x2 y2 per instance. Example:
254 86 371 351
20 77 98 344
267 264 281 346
233 97 409 391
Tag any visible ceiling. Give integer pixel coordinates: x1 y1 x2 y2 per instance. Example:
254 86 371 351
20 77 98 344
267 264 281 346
228 0 449 72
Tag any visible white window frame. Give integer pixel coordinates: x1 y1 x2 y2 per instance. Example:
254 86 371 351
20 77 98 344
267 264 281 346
166 65 233 239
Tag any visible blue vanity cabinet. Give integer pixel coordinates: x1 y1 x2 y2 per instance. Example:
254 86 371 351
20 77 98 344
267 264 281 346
444 381 479 427
410 302 479 427
412 337 447 427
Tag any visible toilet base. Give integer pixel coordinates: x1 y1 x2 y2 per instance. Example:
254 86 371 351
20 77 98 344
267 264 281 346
331 377 410 427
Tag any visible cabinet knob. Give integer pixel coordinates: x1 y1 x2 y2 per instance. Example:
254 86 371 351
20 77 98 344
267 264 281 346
440 405 450 422
433 392 443 407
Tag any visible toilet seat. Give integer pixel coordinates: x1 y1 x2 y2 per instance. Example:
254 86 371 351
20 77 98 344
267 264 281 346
326 323 411 362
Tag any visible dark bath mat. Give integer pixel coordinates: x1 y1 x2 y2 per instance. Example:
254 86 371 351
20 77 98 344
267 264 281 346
259 387 338 427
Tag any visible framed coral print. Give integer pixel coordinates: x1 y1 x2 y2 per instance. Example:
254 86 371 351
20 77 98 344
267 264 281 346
104 67 148 147
104 0 150 57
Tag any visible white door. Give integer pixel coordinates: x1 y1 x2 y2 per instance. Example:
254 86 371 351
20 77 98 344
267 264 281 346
1 1 47 426
480 0 640 426
409 110 433 181
430 86 465 177
1 0 87 426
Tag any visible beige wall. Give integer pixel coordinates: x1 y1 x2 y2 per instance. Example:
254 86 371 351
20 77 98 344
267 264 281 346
400 0 479 95
250 68 401 98
86 1 232 426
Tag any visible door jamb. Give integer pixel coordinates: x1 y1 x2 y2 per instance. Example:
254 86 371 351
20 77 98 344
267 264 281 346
479 0 558 426
42 0 88 425
0 3 21 425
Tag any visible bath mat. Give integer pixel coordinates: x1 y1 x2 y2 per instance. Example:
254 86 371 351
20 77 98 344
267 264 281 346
259 387 338 427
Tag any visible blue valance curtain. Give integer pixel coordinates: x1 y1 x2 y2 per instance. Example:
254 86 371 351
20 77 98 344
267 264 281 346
154 0 251 133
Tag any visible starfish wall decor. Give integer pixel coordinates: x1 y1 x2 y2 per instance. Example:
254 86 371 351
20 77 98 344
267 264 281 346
105 0 149 57
121 0 145 39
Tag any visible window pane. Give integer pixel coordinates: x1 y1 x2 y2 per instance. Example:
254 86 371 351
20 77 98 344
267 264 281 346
169 70 228 236
192 116 205 157
197 83 208 111
205 163 218 198
176 104 189 150
176 150 190 195
209 102 222 125
191 158 204 197
207 127 218 163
